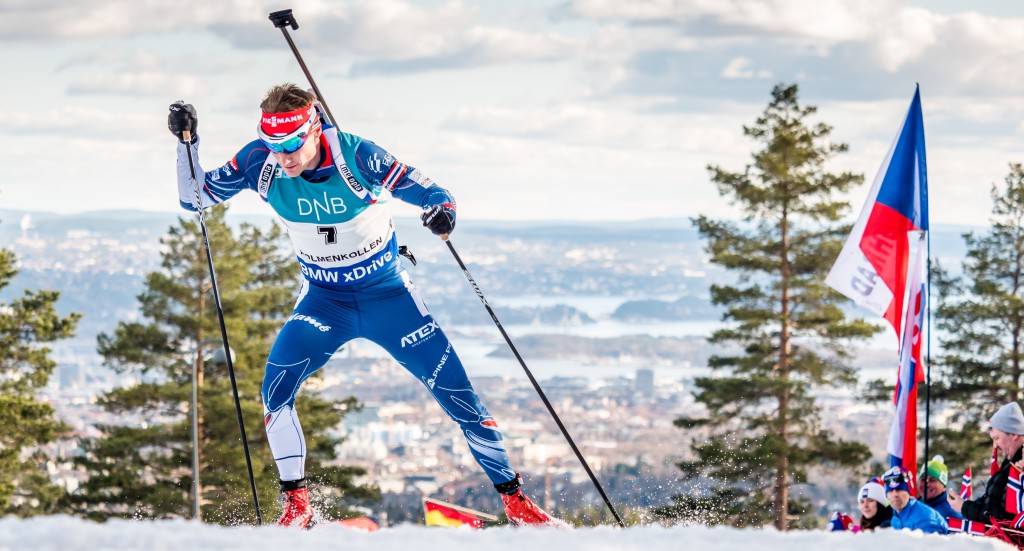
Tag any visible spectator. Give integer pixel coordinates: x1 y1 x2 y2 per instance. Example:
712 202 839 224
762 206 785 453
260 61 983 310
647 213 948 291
857 477 893 531
827 511 857 532
884 466 949 534
948 401 1024 523
920 455 963 520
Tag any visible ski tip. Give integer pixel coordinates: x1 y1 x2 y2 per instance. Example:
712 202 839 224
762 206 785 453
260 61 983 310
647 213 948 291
335 516 380 532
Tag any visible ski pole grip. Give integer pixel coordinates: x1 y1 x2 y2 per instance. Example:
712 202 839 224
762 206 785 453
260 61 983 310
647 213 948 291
269 9 298 30
440 233 449 242
183 130 192 142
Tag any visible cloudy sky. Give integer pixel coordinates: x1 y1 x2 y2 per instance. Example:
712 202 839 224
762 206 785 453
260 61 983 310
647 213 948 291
2 0 1023 224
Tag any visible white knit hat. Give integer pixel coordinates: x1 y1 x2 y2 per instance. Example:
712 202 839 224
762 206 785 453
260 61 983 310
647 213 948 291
858 479 888 506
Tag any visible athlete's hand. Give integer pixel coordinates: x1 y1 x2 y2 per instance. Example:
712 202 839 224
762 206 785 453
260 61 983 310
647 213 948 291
168 101 198 143
421 203 456 236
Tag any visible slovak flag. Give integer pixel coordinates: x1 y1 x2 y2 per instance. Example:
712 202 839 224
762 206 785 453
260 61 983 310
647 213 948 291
826 86 928 339
886 237 927 486
961 466 973 500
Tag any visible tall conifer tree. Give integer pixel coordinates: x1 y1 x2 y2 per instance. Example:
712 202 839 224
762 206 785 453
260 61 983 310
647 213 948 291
661 84 878 530
0 235 80 515
73 207 377 523
930 163 1024 469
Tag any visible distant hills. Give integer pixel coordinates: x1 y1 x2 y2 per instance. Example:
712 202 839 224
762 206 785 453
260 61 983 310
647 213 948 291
0 208 982 364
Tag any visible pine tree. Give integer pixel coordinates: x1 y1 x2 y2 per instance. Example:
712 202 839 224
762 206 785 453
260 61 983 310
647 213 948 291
929 163 1024 470
73 207 377 523
0 241 80 515
660 84 879 530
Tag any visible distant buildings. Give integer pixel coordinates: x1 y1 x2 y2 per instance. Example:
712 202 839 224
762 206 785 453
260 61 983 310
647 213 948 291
636 368 654 398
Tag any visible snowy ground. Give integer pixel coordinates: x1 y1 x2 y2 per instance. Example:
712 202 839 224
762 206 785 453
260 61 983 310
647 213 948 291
0 516 1014 551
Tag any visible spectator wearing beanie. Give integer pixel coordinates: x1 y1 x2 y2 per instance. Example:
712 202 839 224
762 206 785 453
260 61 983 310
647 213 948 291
949 402 1024 522
884 466 948 534
857 477 893 531
920 455 962 520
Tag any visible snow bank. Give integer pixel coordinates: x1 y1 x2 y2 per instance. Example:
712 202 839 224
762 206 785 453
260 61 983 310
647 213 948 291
0 516 1015 551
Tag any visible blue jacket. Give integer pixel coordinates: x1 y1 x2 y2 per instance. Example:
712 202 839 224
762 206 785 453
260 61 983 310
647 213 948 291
891 497 949 534
925 492 963 521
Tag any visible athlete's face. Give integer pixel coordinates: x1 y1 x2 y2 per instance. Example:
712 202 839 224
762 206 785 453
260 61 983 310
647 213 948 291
272 126 322 177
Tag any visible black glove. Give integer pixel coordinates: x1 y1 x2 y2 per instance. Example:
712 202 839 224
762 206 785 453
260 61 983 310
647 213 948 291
421 203 456 236
168 101 197 143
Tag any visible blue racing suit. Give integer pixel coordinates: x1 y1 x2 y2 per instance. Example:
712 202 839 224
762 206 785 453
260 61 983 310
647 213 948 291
175 123 517 487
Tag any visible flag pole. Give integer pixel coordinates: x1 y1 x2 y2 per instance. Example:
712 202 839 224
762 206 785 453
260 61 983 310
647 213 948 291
924 230 932 471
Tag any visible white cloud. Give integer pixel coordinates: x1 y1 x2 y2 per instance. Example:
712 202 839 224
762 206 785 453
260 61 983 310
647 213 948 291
868 7 941 71
419 131 724 222
2 0 1023 229
720 57 772 79
564 0 1024 100
0 0 257 41
0 106 158 137
67 73 208 97
208 0 577 74
53 50 238 97
441 99 752 160
566 0 891 43
56 50 237 76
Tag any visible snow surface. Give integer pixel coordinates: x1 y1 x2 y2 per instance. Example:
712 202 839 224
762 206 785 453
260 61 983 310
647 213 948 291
0 516 1014 551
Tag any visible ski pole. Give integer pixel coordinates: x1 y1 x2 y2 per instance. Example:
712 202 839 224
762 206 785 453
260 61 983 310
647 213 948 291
268 9 339 127
267 8 625 527
181 129 264 525
440 233 625 528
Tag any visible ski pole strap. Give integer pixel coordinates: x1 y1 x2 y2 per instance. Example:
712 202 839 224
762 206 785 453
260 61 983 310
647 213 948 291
494 473 523 495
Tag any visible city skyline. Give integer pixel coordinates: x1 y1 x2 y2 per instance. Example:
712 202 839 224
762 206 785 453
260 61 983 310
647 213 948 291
2 1 1023 225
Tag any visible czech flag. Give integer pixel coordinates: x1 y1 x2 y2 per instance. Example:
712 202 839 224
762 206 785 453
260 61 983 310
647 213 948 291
826 86 928 339
886 238 927 488
423 497 496 528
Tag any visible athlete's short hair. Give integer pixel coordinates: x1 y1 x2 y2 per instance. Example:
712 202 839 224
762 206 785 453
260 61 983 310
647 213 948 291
260 83 315 114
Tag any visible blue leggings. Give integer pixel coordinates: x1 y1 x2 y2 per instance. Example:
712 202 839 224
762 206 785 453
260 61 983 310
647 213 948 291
261 272 516 487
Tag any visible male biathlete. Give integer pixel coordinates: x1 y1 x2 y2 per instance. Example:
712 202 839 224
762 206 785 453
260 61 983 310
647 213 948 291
167 84 558 528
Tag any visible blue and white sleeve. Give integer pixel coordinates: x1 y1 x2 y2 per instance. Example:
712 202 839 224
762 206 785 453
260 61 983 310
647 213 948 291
176 139 263 211
352 140 455 210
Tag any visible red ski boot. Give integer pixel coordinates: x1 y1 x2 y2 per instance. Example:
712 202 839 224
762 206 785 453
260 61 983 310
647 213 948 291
278 479 315 529
497 475 568 528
